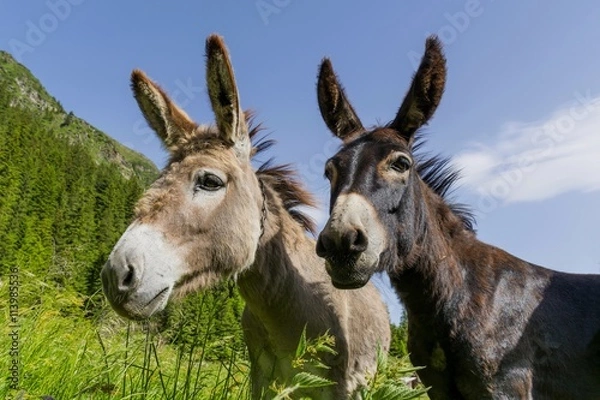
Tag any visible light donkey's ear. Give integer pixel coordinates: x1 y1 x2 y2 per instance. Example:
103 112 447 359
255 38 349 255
390 36 446 146
205 34 250 160
131 69 197 153
317 58 364 142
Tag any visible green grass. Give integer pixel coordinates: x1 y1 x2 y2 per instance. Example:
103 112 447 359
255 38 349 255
0 305 251 399
0 276 250 400
0 275 428 400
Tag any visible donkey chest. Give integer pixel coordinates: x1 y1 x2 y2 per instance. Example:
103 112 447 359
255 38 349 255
408 313 535 399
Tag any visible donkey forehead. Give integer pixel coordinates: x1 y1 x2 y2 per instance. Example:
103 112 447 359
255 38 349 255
330 129 411 169
168 149 245 176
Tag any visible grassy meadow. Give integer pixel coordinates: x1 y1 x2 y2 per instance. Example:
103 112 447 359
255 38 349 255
0 272 428 400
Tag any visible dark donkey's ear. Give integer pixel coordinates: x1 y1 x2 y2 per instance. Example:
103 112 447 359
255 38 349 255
317 58 365 142
131 69 198 153
205 34 251 160
390 36 446 146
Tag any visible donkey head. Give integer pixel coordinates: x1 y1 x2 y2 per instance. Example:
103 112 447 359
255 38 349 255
101 35 264 319
315 36 446 288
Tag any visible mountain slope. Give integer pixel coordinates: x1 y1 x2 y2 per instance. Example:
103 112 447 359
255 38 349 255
0 50 158 185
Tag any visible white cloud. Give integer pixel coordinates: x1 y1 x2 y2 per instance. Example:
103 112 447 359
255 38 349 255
454 91 600 209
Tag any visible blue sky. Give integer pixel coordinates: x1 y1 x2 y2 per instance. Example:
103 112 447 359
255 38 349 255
2 1 600 322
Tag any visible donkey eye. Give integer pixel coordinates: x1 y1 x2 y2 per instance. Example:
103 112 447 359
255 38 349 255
195 173 224 192
390 156 412 173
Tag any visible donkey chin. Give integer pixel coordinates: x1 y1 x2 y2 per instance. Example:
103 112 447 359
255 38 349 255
100 223 187 320
103 280 172 321
324 252 381 289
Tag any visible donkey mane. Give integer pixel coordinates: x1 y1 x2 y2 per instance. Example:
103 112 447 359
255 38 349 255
248 113 318 235
412 136 476 232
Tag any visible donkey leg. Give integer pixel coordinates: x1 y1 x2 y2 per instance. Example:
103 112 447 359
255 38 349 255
248 357 271 400
491 368 533 400
242 308 277 399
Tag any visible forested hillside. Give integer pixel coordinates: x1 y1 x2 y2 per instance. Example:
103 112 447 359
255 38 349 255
0 51 157 186
0 56 147 295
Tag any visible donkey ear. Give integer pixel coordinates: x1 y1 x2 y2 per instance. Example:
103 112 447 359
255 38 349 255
205 34 251 160
317 58 364 142
131 69 197 153
390 36 446 146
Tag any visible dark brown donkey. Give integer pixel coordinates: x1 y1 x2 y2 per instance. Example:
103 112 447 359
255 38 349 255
314 36 600 399
101 35 390 399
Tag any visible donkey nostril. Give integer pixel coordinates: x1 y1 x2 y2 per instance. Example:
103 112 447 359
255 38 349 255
316 234 332 257
344 229 368 253
318 228 368 257
351 229 368 253
121 264 136 289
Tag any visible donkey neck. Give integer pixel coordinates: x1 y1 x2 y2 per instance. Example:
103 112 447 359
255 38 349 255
390 179 541 326
236 187 328 340
391 180 473 317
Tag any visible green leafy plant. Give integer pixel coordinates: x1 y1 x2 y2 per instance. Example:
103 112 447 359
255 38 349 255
359 347 429 400
270 328 336 399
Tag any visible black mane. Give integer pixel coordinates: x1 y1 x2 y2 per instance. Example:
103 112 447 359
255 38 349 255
247 113 317 235
413 137 476 232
